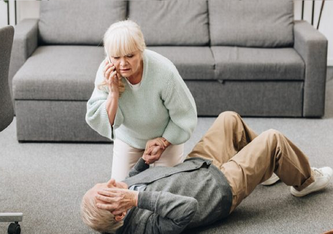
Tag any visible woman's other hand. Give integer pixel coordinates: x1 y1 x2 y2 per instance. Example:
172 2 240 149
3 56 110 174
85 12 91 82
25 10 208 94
142 145 164 164
145 137 166 150
143 137 171 164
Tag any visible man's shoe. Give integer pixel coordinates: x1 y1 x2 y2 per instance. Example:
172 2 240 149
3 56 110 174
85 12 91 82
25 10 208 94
290 167 333 197
261 173 280 186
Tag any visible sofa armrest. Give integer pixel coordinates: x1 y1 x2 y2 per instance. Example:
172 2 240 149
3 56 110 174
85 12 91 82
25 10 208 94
294 20 328 117
9 19 39 87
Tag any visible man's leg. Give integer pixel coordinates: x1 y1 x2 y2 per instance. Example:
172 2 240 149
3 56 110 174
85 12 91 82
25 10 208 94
187 111 257 168
221 129 315 213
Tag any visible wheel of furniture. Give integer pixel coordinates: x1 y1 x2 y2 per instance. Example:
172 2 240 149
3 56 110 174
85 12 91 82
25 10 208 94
7 222 21 234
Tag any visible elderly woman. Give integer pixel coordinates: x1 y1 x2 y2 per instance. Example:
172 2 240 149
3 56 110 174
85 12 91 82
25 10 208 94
86 20 197 181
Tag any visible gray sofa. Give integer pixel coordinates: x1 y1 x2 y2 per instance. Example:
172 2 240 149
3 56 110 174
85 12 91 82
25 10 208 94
9 0 328 142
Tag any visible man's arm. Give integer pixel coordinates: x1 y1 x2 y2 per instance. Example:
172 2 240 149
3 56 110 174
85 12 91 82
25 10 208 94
138 191 198 234
97 188 198 234
128 158 150 177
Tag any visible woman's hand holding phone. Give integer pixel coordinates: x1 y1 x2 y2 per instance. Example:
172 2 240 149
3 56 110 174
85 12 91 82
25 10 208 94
104 59 121 95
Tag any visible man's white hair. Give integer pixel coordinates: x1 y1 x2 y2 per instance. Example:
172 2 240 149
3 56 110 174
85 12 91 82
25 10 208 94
80 190 124 233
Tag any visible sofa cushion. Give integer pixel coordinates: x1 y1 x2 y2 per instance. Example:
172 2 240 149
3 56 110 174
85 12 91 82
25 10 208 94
211 47 304 81
13 46 104 100
39 0 127 45
128 0 209 46
148 46 215 80
209 0 294 47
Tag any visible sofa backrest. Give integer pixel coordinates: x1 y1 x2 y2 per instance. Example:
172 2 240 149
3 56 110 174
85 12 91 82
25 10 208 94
38 0 127 45
128 0 209 46
209 0 294 47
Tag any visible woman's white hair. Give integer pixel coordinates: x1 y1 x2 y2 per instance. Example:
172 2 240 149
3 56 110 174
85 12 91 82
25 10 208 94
80 190 123 233
99 20 146 94
103 19 146 57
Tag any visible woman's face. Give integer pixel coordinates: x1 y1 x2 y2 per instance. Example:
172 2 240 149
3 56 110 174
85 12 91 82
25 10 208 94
110 50 143 80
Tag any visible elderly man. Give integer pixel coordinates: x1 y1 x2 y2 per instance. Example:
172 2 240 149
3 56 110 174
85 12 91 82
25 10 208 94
81 111 332 234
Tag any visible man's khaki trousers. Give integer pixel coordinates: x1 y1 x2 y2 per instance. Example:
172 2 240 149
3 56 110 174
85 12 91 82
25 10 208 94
187 111 314 213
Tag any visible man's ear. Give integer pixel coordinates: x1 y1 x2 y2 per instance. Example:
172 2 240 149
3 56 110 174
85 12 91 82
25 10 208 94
114 213 125 221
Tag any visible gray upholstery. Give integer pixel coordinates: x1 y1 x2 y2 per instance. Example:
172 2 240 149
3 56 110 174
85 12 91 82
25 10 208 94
129 0 209 46
39 0 127 45
211 47 305 81
0 26 14 131
8 19 38 104
209 0 294 47
9 0 328 142
148 46 215 80
187 81 303 117
15 100 108 142
0 25 24 227
294 20 328 117
14 46 104 100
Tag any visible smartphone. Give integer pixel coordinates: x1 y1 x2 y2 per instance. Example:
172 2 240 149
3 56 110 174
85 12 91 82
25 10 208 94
106 51 118 83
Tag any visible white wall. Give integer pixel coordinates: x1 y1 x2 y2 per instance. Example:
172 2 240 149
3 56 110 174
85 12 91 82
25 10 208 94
0 1 332 65
0 0 16 26
0 0 40 26
294 0 333 65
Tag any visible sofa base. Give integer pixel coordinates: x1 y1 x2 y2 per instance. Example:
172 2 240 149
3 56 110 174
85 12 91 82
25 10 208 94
187 80 304 117
15 100 111 142
15 80 304 142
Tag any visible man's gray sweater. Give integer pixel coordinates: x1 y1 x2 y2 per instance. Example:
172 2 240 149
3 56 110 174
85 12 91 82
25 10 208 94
117 158 232 234
116 157 232 234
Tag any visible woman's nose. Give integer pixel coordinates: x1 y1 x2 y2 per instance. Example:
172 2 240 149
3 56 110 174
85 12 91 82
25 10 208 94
120 58 127 66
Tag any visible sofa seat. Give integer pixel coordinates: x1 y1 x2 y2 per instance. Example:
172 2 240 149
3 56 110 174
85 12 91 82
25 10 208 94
13 46 108 142
186 80 303 116
148 46 215 80
212 47 305 81
147 46 305 117
13 46 104 100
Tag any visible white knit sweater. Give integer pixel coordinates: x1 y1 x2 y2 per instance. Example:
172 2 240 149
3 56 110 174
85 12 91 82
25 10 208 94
86 49 197 149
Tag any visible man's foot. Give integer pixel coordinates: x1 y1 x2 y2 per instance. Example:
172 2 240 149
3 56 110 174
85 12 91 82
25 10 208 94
261 173 280 186
290 167 333 197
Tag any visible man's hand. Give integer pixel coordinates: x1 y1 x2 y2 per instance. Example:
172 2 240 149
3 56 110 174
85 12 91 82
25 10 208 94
143 145 164 164
143 137 171 164
96 188 138 216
